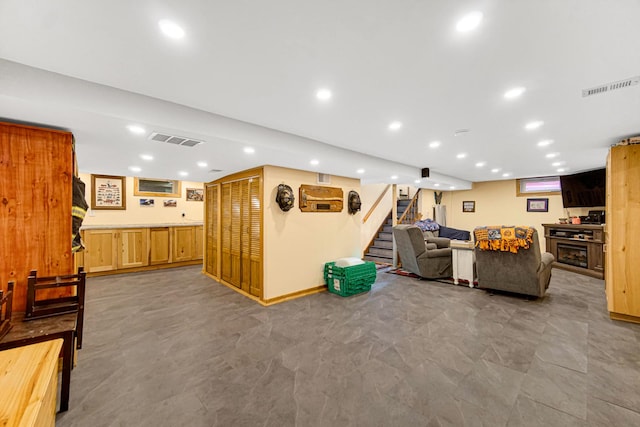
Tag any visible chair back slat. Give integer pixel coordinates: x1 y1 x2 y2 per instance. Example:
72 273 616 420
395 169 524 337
0 281 14 340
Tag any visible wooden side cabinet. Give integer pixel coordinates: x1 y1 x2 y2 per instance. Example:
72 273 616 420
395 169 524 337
118 228 149 269
83 229 118 273
150 227 171 265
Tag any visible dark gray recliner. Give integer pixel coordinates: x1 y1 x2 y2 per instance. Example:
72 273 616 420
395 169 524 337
392 225 453 279
474 228 554 298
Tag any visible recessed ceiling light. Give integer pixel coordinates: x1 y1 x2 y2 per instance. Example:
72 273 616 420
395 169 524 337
537 139 554 147
243 147 255 154
456 153 467 159
502 172 511 177
158 19 185 39
316 88 332 101
557 168 566 173
450 186 456 190
310 159 319 166
429 141 441 148
129 166 141 173
414 179 421 184
525 121 544 130
475 161 486 167
356 169 365 174
504 87 526 99
545 152 558 158
390 175 398 180
434 183 440 187
178 171 188 177
127 125 146 135
388 121 403 131
551 161 565 167
197 161 208 168
491 168 500 173
456 11 483 33
140 154 153 161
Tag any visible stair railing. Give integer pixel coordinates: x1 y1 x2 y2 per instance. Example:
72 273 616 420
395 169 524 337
397 189 421 225
362 184 391 224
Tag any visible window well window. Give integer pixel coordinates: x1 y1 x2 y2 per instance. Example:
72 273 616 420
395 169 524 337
134 177 182 197
516 176 561 196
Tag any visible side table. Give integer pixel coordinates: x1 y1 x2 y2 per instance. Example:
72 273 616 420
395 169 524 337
450 240 476 287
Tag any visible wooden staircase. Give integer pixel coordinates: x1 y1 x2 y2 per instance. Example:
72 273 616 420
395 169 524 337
363 198 413 264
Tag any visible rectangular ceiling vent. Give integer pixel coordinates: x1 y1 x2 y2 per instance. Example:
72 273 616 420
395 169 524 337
208 169 223 173
582 76 639 97
317 173 331 184
149 132 203 147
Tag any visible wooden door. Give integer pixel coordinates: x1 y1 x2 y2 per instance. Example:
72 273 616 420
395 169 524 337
221 182 233 283
240 180 251 293
149 227 170 265
118 228 149 269
84 229 118 272
173 226 195 262
194 226 204 260
205 183 219 276
247 177 262 297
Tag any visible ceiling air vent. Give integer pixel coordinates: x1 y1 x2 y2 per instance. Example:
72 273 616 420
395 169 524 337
149 132 203 147
317 173 331 184
582 76 639 97
208 169 222 173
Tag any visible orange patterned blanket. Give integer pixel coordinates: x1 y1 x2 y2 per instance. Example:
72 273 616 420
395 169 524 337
474 226 535 253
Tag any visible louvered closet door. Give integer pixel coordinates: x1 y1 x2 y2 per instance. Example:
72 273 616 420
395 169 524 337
248 177 262 297
229 181 242 287
205 183 218 276
221 182 233 284
240 180 251 293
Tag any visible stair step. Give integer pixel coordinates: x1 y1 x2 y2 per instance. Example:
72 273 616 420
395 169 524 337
374 239 393 249
378 231 392 240
364 255 393 264
397 199 411 207
368 247 392 256
382 225 393 233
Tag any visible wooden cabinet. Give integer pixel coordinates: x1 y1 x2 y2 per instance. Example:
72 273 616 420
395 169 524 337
206 169 262 299
150 227 170 265
118 228 149 269
605 143 640 323
0 122 74 312
83 225 202 274
83 229 118 272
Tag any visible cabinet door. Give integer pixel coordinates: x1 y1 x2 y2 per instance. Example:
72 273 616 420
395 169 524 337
173 226 195 262
205 183 219 276
150 227 170 265
221 183 233 283
118 228 149 269
240 180 251 293
83 229 118 272
194 225 204 260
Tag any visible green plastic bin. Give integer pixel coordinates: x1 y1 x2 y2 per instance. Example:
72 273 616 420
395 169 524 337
324 261 377 297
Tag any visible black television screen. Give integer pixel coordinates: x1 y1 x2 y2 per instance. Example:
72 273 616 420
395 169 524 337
560 168 606 208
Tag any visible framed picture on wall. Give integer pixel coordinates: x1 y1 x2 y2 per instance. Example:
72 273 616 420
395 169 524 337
91 174 126 210
139 199 155 207
527 198 549 212
462 201 475 213
186 188 204 201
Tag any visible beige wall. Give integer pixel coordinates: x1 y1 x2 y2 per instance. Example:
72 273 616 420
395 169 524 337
79 172 204 226
419 179 601 250
263 166 361 300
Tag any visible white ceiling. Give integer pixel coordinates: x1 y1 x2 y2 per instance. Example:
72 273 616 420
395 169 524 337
1 0 639 189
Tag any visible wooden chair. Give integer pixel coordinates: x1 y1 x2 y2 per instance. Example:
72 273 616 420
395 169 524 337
0 282 14 340
25 267 87 349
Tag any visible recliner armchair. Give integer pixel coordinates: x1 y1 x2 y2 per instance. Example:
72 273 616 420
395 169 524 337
473 226 554 298
392 225 453 279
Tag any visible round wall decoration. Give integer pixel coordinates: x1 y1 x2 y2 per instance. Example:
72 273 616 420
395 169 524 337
348 190 362 215
276 184 295 212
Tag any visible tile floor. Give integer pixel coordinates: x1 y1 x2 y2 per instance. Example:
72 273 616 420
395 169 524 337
56 266 640 426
